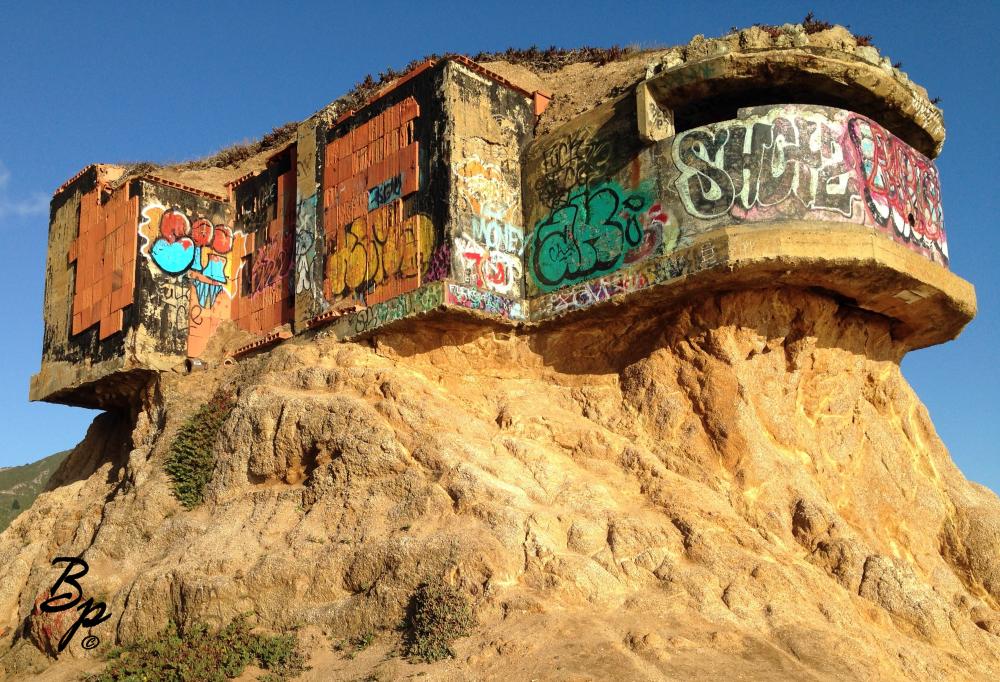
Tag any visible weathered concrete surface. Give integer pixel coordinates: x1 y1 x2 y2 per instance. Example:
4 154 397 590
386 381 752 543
528 224 975 352
643 47 944 158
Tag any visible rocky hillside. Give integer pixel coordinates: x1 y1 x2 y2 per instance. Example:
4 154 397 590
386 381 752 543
1 287 998 680
0 451 69 533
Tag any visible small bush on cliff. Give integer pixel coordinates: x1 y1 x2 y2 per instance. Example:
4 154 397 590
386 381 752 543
164 389 236 509
86 614 306 682
403 582 475 662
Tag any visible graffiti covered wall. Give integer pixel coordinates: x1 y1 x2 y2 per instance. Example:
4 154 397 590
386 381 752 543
451 157 525 296
321 95 434 307
136 181 242 358
524 102 948 297
446 61 534 301
671 105 946 261
232 146 297 336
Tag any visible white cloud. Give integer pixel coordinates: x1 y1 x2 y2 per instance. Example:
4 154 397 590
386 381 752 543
0 160 49 219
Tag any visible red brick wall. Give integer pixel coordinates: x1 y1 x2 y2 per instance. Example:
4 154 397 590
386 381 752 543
322 97 423 305
234 150 297 335
69 187 138 339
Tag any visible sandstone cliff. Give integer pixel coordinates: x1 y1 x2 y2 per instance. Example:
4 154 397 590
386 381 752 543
2 287 998 680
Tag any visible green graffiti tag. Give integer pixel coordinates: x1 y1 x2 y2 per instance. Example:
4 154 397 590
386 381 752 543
529 182 651 292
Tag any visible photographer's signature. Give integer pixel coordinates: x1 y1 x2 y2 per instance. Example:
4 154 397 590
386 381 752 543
39 556 111 652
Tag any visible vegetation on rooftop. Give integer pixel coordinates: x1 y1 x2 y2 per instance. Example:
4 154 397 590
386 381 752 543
112 16 900 179
731 12 874 46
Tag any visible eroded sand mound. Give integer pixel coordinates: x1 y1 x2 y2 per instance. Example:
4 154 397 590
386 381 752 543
1 287 998 680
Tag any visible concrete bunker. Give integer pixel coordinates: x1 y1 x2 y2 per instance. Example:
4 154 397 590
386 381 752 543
30 32 975 410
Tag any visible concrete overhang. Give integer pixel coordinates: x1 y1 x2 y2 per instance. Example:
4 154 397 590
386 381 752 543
528 222 975 351
323 223 974 354
642 47 944 158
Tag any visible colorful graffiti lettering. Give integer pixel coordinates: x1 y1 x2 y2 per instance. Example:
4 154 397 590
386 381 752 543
445 283 524 320
324 208 434 304
530 238 724 320
295 195 318 295
672 109 855 221
339 283 444 336
847 116 947 261
368 175 402 211
529 181 655 292
452 157 525 296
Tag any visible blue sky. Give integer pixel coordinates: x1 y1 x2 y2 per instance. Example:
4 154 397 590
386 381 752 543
0 1 996 494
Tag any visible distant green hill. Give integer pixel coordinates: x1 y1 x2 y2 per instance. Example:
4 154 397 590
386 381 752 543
0 451 71 532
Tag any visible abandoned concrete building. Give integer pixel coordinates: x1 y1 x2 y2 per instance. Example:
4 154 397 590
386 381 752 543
31 40 974 408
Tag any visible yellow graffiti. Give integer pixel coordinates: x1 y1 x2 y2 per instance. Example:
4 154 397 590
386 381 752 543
325 207 435 301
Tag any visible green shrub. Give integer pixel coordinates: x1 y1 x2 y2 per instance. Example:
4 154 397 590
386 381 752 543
332 631 375 660
164 390 236 509
86 614 306 682
404 582 475 662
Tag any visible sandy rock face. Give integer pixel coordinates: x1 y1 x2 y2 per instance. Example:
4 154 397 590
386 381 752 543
1 287 998 680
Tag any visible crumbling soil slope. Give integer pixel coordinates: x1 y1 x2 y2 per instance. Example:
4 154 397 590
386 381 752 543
1 287 998 680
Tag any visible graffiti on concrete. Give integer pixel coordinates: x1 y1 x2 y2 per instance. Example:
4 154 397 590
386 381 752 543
530 238 726 319
158 285 190 331
452 157 525 296
847 116 947 261
139 203 247 355
424 241 451 283
446 283 524 320
295 194 318 295
533 127 615 209
453 235 523 296
627 202 679 265
529 181 672 292
672 108 856 221
669 106 948 264
340 282 444 336
140 205 246 307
